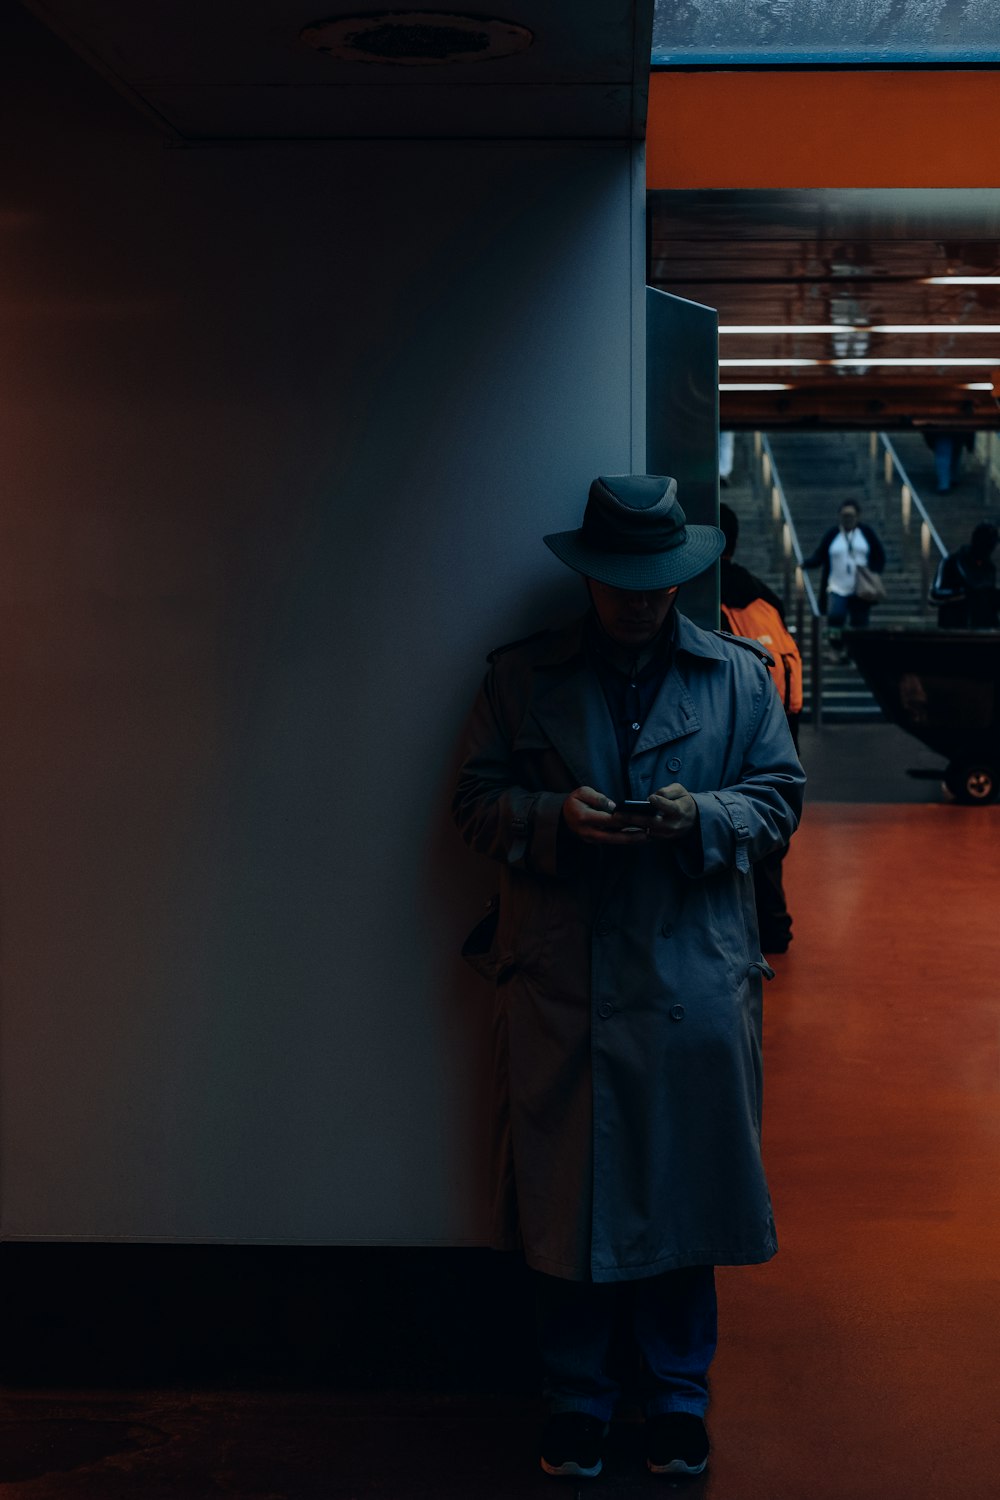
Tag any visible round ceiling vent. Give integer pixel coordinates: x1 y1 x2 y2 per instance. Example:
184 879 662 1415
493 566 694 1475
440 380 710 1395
300 11 533 65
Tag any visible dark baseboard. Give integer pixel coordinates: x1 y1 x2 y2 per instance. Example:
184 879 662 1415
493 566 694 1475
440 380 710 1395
1 1244 539 1392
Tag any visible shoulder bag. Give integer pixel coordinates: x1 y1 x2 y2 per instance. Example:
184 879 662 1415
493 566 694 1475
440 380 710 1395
848 534 886 603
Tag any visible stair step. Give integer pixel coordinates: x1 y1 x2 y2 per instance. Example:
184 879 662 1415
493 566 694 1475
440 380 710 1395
722 429 985 723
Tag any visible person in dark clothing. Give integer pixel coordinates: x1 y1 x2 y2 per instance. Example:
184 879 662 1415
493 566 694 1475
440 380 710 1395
453 476 804 1482
719 509 788 644
719 504 800 954
921 429 975 494
930 523 1000 628
802 500 886 661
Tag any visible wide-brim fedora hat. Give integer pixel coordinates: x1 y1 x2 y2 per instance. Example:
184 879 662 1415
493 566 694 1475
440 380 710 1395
543 474 725 591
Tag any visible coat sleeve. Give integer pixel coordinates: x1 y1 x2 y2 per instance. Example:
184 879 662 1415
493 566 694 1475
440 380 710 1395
451 666 567 877
801 527 835 569
863 525 887 573
675 664 805 879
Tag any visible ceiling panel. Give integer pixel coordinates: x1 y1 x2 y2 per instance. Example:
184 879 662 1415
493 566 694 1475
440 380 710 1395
650 190 1000 429
137 81 638 140
26 0 639 82
18 0 651 139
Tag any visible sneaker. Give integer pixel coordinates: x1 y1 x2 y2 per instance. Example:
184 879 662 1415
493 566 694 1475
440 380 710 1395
645 1412 709 1476
539 1412 609 1478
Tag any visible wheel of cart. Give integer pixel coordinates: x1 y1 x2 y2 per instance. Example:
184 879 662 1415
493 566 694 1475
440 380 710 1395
840 628 1000 807
943 762 999 805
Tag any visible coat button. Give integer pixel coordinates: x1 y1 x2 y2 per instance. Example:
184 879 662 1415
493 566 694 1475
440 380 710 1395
598 1001 615 1019
667 757 681 772
669 1004 685 1021
661 921 674 938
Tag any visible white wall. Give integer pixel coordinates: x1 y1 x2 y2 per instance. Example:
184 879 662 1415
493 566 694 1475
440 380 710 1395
0 16 645 1241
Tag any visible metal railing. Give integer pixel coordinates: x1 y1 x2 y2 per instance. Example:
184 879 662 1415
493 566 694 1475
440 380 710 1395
754 432 824 726
875 433 948 611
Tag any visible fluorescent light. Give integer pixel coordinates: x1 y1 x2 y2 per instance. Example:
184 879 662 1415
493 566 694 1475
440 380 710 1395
871 325 1000 334
719 325 852 335
720 324 1000 335
830 357 1000 366
720 372 989 392
721 357 1000 368
924 276 1000 284
719 359 819 367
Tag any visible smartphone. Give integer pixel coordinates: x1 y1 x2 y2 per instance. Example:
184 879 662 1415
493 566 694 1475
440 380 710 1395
619 799 655 816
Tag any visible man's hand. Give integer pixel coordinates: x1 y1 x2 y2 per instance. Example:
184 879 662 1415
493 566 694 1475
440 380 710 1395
562 786 647 845
647 783 699 840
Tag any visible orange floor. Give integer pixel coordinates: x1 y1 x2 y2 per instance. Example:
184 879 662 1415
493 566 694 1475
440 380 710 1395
3 804 999 1498
712 802 1000 1499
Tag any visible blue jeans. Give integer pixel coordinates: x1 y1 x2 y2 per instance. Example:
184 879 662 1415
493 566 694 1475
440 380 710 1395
933 435 962 493
534 1266 717 1421
827 591 871 631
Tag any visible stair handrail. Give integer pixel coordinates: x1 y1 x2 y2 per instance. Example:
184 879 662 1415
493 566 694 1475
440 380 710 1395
876 434 948 615
756 433 823 726
759 435 822 616
877 434 948 556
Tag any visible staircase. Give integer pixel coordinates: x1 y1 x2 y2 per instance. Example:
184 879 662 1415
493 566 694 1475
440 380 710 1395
723 433 882 722
878 432 999 559
722 430 999 722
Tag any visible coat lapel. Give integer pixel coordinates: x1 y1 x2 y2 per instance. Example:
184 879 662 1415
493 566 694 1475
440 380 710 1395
626 663 703 797
523 611 721 803
530 662 625 802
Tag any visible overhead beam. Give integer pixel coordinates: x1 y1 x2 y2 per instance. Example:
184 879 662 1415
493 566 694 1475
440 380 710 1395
648 71 1000 189
719 382 1000 430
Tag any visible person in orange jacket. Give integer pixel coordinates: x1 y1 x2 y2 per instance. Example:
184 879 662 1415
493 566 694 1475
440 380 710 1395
719 503 800 954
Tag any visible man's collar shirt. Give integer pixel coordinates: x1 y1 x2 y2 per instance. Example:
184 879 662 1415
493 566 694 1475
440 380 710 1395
584 610 675 782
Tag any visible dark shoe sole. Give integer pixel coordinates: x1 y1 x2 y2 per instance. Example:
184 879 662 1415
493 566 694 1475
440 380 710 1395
647 1455 708 1475
540 1419 609 1479
540 1457 603 1477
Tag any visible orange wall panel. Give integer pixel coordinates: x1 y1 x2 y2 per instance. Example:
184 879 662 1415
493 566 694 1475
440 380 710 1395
648 71 1000 189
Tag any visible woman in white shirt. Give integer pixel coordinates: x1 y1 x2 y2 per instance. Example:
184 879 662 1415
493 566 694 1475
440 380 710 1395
803 501 887 660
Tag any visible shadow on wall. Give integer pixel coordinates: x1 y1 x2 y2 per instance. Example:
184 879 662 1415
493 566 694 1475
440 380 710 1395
425 576 588 1238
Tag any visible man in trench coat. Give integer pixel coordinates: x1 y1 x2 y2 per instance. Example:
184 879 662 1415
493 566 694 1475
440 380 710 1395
452 474 805 1480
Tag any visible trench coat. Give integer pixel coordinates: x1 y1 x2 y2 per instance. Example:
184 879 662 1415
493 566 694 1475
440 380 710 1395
452 609 805 1283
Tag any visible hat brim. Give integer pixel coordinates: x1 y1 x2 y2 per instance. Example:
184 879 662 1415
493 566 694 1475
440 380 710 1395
543 525 726 590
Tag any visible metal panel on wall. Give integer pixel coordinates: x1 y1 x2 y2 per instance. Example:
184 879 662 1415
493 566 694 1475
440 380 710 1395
646 285 719 628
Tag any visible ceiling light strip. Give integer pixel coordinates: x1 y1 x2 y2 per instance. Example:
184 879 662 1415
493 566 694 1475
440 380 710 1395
718 325 846 335
718 382 996 393
720 325 1000 335
719 358 820 367
872 325 1000 334
836 357 1000 366
720 357 1000 368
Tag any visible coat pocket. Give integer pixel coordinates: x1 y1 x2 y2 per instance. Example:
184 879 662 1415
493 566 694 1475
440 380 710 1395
511 716 575 797
460 894 501 981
